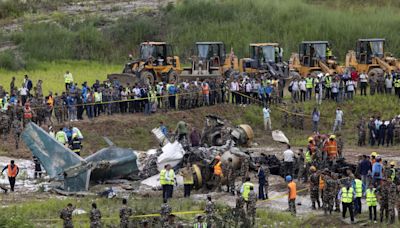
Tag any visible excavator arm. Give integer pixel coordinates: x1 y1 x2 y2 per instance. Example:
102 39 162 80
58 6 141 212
374 57 395 72
318 60 335 75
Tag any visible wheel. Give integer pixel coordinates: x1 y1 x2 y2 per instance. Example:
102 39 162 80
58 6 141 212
368 68 383 79
288 71 300 80
168 70 179 83
140 71 154 85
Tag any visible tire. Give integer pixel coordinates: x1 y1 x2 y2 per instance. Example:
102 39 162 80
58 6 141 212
140 71 154 85
288 71 300 80
168 70 179 83
368 68 383 79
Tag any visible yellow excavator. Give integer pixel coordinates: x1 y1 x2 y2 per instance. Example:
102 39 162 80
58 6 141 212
239 43 289 78
107 41 182 85
180 42 238 80
345 38 400 78
289 41 343 78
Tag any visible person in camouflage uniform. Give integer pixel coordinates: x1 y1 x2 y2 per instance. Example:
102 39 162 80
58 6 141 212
160 198 172 228
377 179 389 223
357 117 366 146
60 203 75 228
240 156 250 183
233 193 246 227
224 158 236 194
282 108 289 128
247 186 257 225
89 203 102 228
309 166 320 209
369 76 377 95
388 178 397 224
120 198 133 228
0 112 10 141
204 195 215 227
11 117 22 149
290 106 297 129
298 107 304 130
336 133 344 158
332 173 341 212
54 94 63 124
397 183 400 222
297 149 305 182
322 171 336 215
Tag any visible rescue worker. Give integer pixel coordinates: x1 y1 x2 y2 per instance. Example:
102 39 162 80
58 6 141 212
324 135 338 160
33 156 42 179
64 70 74 91
305 75 314 100
213 156 223 192
387 161 396 182
1 160 19 192
286 175 297 216
305 137 316 181
240 177 254 204
56 127 68 145
165 164 175 199
366 183 377 223
225 157 235 195
378 178 389 223
89 203 102 228
120 198 133 228
309 166 320 210
11 118 22 149
387 178 397 224
60 203 75 228
160 164 169 200
175 117 188 141
204 195 215 227
297 149 305 182
233 193 246 227
339 182 355 223
257 163 268 200
23 102 33 126
69 133 82 156
193 215 207 228
322 171 336 215
240 156 250 183
353 175 364 216
160 199 172 227
179 162 194 197
247 186 257 225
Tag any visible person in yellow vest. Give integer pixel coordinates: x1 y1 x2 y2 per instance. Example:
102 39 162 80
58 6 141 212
305 74 314 100
286 175 297 216
159 165 169 200
1 160 19 192
324 73 332 99
149 88 158 113
240 177 254 207
394 76 400 96
64 70 74 91
388 161 396 182
165 164 176 199
179 163 194 198
213 156 223 192
94 90 102 117
365 183 377 223
56 128 68 146
339 182 355 223
353 175 365 216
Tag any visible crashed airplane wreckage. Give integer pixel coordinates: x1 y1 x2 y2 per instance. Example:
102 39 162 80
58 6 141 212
22 123 138 192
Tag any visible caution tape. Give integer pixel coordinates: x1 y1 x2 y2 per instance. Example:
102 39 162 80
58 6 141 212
257 187 309 203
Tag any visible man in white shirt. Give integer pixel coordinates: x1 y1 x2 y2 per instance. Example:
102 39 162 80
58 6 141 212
283 144 294 177
298 79 306 102
333 107 344 133
19 83 29 105
359 72 368 96
230 80 239 104
263 106 271 131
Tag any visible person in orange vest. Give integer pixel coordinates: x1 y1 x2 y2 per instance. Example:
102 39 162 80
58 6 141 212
202 81 210 106
324 135 338 160
213 155 223 192
1 160 19 192
286 175 297 216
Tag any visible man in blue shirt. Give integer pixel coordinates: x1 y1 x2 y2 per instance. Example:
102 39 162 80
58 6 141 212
359 155 372 188
168 83 177 109
371 157 383 187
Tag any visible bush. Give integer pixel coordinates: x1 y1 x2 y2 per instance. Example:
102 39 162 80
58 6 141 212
0 51 25 71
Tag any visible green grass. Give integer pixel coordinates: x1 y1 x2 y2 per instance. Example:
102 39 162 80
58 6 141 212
0 61 120 94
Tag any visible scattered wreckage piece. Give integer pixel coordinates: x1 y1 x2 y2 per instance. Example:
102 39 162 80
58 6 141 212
271 130 289 144
22 123 138 192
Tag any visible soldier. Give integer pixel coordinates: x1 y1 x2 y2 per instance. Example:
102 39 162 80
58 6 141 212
204 195 215 227
298 107 304 130
160 198 172 227
336 133 344 159
377 179 389 223
290 106 297 129
224 157 236 194
357 117 366 146
388 178 396 224
11 117 22 149
0 111 10 141
297 149 305 182
89 203 102 228
247 186 257 225
332 173 341 212
60 203 75 228
309 166 320 209
397 183 400 222
233 193 246 227
120 198 133 228
240 156 250 183
377 74 385 94
282 108 289 128
323 171 336 215
369 76 377 95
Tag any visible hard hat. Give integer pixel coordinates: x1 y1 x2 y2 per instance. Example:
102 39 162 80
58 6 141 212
72 133 78 138
310 166 316 172
215 155 221 160
325 73 330 76
329 135 336 139
371 152 377 157
390 161 396 166
285 175 292 182
308 137 314 142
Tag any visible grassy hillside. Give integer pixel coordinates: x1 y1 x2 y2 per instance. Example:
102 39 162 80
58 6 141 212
1 0 400 70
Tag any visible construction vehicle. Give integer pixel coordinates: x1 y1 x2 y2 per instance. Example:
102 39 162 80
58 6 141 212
239 43 289 78
180 42 238 80
345 38 400 78
107 41 182 85
289 41 343 78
